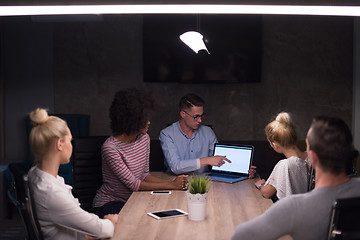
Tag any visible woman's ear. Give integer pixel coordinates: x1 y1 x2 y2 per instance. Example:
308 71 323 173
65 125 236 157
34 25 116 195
272 141 280 151
56 138 63 151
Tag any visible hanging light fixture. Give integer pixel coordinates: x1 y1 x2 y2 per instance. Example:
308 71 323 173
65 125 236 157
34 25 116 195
179 14 209 54
179 31 209 54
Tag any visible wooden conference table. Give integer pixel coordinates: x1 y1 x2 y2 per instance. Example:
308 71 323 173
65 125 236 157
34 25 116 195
111 173 292 240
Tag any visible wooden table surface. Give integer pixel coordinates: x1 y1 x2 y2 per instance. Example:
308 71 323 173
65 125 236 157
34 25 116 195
111 174 292 240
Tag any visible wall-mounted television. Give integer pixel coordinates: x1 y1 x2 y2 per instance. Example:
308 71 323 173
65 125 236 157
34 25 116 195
143 14 262 83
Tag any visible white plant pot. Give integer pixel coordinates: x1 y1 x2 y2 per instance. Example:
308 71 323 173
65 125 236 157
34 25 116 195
186 191 208 221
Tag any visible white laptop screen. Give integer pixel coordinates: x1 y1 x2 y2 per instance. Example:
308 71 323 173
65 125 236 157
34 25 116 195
212 144 253 175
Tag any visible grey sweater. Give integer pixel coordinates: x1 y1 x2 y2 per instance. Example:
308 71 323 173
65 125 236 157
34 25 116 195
232 177 360 240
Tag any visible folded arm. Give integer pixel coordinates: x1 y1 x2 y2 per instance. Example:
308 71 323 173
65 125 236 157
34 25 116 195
139 174 188 191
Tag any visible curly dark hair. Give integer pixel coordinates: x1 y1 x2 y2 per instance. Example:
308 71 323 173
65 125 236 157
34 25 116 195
110 88 155 136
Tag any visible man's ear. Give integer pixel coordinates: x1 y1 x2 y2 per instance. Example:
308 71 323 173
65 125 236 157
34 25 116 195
308 150 319 167
180 110 185 119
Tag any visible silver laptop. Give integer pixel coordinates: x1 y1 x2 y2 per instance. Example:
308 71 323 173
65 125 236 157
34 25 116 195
207 143 254 183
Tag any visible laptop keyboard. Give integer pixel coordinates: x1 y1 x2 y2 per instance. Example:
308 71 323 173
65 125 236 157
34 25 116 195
209 173 243 179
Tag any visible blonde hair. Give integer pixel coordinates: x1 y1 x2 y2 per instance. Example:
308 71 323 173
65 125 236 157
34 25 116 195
29 108 68 161
265 112 298 147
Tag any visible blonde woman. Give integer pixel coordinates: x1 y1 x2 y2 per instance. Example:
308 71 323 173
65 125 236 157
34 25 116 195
27 108 118 240
255 112 310 200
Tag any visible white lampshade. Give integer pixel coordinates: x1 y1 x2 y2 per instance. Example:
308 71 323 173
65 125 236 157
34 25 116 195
179 31 209 54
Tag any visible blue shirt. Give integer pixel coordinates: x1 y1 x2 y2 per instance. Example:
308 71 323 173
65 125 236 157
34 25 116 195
159 121 217 174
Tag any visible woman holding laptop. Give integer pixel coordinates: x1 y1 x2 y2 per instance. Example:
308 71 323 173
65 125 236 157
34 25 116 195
255 112 310 201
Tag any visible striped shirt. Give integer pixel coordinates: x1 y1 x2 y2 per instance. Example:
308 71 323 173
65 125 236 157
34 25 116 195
93 134 150 207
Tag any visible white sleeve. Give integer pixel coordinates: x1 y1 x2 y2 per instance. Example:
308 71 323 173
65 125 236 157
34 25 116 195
265 160 290 199
46 188 114 238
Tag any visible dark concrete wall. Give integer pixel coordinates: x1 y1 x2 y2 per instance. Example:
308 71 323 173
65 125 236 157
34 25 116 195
0 14 353 162
1 17 54 163
53 15 353 141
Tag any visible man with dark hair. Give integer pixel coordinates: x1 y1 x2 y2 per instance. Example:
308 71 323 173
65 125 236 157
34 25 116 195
159 93 230 175
231 116 360 240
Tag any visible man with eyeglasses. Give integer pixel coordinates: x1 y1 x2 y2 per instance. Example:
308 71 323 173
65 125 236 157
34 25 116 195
159 93 230 175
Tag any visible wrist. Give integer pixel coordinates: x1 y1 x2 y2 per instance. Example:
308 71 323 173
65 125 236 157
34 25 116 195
199 157 208 167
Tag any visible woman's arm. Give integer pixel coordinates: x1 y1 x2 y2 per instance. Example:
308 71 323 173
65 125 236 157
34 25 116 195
255 179 277 199
143 174 172 183
102 144 143 191
139 174 188 191
260 184 277 198
47 189 115 239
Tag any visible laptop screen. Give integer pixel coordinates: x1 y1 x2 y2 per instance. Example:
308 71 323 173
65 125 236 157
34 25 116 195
212 143 254 175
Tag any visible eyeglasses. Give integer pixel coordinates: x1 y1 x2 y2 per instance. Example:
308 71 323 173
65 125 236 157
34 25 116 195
183 110 206 121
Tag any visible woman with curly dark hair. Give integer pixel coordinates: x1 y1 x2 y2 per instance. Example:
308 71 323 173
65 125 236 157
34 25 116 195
92 88 188 218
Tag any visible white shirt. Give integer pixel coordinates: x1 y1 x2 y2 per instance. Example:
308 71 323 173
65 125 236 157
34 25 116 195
265 156 310 199
28 166 114 240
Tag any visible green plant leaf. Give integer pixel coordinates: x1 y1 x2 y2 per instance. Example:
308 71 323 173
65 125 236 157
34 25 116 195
188 175 210 194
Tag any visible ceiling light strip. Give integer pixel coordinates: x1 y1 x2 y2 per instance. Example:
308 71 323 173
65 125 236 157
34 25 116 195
0 5 360 17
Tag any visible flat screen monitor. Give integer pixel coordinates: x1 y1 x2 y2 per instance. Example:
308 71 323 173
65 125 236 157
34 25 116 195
143 14 262 83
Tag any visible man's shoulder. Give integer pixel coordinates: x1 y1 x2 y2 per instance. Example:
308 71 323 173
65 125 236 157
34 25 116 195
197 124 215 134
351 177 360 182
273 190 314 210
349 177 360 187
282 178 360 204
160 122 179 136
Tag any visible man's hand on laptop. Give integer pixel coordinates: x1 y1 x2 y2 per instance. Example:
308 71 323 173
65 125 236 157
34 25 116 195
200 156 231 168
248 166 257 179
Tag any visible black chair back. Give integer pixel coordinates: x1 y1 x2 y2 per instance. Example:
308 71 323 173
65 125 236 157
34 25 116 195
71 136 108 212
307 166 315 191
328 196 360 240
149 139 166 171
346 150 359 177
7 163 43 240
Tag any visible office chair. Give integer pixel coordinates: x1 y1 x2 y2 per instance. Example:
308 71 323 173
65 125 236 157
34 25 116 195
71 136 108 212
149 139 166 171
307 166 315 192
346 150 359 177
328 196 360 240
7 163 43 240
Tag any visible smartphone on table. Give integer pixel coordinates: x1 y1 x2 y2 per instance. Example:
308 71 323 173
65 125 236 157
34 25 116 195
151 191 172 195
147 209 188 220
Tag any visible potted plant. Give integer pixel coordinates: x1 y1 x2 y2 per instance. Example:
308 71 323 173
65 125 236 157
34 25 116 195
186 175 211 221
